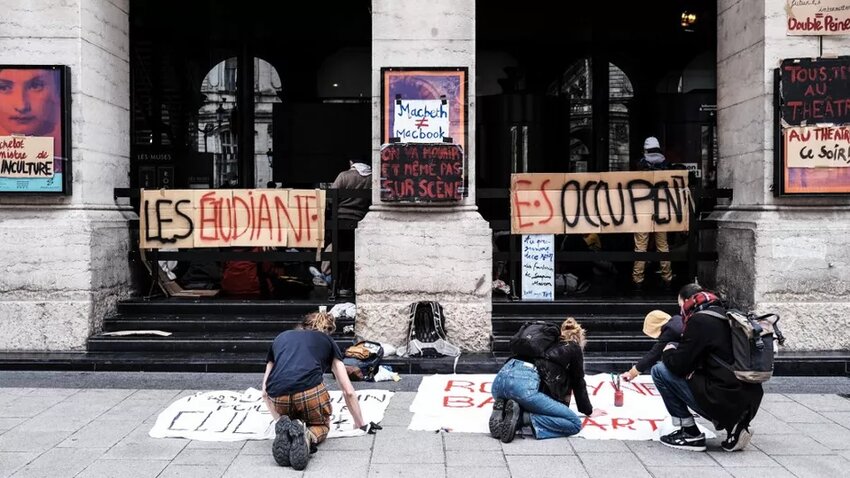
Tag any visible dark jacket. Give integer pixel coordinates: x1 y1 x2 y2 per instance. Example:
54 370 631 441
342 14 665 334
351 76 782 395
662 304 763 429
635 315 683 373
534 341 593 415
332 167 371 221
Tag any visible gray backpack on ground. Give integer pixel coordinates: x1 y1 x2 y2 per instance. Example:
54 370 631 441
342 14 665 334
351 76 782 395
402 301 460 358
700 309 786 384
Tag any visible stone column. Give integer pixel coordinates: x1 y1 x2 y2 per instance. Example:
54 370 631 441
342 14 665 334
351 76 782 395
715 0 850 350
0 0 131 350
355 0 493 352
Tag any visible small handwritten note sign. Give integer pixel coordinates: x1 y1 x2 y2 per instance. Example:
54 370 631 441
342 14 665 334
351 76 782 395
393 99 450 142
0 136 54 178
521 234 555 301
380 142 464 202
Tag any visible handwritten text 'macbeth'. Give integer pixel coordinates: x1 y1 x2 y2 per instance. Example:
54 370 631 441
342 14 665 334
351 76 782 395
396 102 448 119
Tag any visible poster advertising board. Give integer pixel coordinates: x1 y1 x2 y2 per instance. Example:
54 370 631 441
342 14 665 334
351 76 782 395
379 142 464 202
776 57 850 195
0 65 71 194
787 0 850 36
381 67 467 151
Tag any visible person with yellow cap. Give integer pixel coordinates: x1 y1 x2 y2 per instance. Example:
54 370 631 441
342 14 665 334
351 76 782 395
620 310 683 382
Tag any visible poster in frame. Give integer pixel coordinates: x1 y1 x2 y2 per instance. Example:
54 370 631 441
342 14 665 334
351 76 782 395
774 58 850 196
0 65 72 194
381 67 468 151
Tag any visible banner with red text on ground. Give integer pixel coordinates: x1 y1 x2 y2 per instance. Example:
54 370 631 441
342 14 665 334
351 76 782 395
510 172 690 235
139 188 325 249
408 373 715 440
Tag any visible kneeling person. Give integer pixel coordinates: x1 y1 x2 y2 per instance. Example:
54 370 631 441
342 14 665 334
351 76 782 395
262 311 366 470
653 284 762 452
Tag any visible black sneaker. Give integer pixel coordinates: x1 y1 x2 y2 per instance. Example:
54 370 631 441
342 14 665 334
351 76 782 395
660 428 706 452
500 400 521 443
288 419 312 471
722 424 753 452
272 416 292 466
489 399 505 438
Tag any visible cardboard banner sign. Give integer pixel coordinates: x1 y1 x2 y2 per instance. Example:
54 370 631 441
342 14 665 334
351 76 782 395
787 0 850 36
785 125 850 168
510 172 690 235
149 388 394 441
139 188 325 249
380 142 464 202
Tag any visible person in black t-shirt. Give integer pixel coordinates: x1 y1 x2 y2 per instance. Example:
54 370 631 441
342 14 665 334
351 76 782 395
262 311 366 470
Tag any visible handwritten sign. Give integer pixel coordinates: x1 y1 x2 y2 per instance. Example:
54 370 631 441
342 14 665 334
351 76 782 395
139 188 325 249
511 172 690 235
393 99 450 142
785 125 850 167
781 58 850 126
149 388 394 441
0 136 54 178
408 374 715 441
787 0 850 35
521 234 555 301
380 142 464 202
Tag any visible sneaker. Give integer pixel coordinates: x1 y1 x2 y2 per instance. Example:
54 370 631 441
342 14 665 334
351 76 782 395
272 416 292 466
489 398 506 438
722 424 753 452
288 419 311 471
500 399 521 443
312 276 328 287
660 428 706 452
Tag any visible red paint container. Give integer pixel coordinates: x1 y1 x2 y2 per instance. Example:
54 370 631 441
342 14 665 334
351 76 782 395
614 389 624 407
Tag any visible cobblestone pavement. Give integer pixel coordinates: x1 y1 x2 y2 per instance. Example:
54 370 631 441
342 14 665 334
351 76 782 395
1 374 849 477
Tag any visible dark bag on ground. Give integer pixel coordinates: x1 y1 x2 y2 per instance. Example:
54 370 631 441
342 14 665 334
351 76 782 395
403 301 460 357
700 309 786 384
343 340 384 381
509 321 560 359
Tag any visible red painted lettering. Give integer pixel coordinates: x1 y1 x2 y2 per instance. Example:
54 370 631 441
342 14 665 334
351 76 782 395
444 380 475 393
443 396 474 408
611 418 636 430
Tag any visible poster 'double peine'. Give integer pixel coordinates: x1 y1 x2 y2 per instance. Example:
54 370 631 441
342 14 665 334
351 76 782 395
0 65 71 194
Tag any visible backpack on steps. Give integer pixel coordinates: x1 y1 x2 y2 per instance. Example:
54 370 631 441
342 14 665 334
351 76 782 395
699 309 786 384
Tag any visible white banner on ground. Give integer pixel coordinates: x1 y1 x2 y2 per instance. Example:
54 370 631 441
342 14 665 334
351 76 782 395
408 373 714 440
149 388 393 441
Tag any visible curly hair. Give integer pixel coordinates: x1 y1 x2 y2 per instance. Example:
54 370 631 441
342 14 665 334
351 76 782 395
560 317 586 349
300 311 336 335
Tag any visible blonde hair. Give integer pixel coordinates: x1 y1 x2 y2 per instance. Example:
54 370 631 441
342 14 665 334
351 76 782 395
300 311 336 334
560 317 586 349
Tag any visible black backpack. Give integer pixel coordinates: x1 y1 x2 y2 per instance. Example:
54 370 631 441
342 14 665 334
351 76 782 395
403 301 460 357
509 321 560 359
699 309 786 384
343 340 384 381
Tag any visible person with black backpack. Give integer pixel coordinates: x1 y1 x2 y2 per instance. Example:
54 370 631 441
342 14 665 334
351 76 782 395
489 318 606 442
651 284 763 453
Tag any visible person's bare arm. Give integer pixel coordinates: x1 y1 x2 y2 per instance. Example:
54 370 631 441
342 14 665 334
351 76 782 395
262 361 274 394
331 358 366 429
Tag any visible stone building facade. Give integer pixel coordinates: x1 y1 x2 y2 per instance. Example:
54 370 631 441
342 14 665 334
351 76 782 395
0 0 847 353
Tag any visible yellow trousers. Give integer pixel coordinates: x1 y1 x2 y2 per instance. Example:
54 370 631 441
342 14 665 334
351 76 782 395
632 232 673 284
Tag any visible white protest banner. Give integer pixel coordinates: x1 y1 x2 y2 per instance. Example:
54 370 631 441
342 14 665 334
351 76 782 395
393 99 450 142
149 388 393 441
0 136 54 178
521 234 555 301
784 125 850 168
787 0 850 36
408 374 714 441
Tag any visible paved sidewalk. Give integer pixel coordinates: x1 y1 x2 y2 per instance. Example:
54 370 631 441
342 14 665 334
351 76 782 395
1 380 850 477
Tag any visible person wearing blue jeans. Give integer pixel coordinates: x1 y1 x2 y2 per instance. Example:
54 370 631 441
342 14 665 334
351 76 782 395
490 318 605 442
651 362 708 437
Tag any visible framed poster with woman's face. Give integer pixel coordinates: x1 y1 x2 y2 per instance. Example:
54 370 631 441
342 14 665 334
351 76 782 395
0 65 71 194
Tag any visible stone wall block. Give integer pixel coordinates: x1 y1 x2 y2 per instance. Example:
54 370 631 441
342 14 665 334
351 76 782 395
0 0 81 39
717 0 763 62
81 0 129 59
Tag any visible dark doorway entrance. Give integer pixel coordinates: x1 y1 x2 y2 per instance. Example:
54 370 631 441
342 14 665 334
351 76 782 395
130 0 372 190
477 1 718 300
